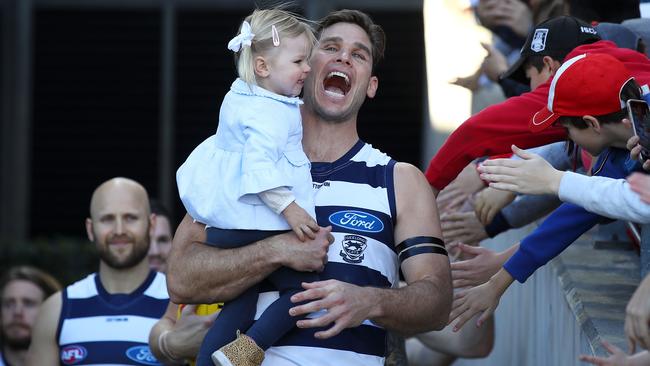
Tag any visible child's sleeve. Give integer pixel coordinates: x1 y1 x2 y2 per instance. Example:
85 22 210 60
259 187 295 214
239 102 295 199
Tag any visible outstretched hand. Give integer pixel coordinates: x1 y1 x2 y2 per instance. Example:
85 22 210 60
579 340 636 366
628 173 650 205
289 280 374 339
441 212 488 247
478 145 564 195
437 163 484 214
624 273 650 353
450 243 505 289
449 269 513 332
474 187 516 225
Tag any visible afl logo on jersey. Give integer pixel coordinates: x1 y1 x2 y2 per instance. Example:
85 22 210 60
328 210 384 233
340 234 368 263
126 345 162 365
61 345 87 365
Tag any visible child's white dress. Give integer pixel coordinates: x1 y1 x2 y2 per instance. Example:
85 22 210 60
177 78 315 229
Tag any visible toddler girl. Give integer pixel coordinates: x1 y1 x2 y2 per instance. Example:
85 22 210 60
176 8 319 366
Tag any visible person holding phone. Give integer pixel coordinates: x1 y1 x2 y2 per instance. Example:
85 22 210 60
628 98 650 162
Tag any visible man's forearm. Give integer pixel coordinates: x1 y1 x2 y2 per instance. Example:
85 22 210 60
369 277 452 336
166 214 282 304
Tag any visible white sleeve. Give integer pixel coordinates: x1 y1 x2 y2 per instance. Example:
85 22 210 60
258 187 295 214
558 171 650 224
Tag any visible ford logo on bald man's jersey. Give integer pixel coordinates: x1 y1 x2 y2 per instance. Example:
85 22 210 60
125 346 161 365
329 210 384 233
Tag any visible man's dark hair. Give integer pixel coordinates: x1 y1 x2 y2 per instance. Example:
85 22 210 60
150 199 171 219
558 78 642 130
317 9 386 74
524 55 548 74
0 266 61 299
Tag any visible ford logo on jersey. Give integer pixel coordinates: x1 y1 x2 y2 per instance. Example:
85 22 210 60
61 345 87 365
126 346 162 365
328 210 384 233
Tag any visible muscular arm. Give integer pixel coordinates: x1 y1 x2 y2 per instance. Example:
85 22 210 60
167 214 331 304
26 292 61 366
369 163 452 334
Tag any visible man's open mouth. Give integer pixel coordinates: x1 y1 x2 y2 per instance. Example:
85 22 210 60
323 71 351 97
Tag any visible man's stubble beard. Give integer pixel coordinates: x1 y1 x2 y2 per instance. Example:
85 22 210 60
95 230 150 270
1 326 31 350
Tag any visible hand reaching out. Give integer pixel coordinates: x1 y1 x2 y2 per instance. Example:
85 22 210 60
441 212 488 247
474 186 516 225
580 341 650 366
282 201 320 241
624 273 650 353
478 145 564 195
628 172 650 204
480 42 509 82
450 243 507 289
437 163 484 214
449 269 513 332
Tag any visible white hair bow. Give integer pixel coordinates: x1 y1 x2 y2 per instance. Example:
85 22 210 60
228 21 255 52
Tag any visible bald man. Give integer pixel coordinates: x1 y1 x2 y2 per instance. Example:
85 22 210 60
27 177 169 366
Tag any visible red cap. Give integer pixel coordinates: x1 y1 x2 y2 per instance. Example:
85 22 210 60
530 53 633 132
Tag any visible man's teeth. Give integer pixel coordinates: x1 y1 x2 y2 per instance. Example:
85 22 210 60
327 71 350 85
325 89 345 98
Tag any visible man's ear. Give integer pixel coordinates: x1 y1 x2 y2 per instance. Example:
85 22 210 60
85 218 95 242
583 115 601 132
254 56 270 78
366 76 378 98
543 56 562 74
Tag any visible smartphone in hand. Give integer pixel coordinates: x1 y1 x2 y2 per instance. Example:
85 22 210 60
627 99 650 161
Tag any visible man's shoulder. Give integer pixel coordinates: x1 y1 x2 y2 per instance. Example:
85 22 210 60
393 162 426 181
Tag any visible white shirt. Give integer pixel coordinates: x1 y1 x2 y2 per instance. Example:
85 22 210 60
558 171 650 223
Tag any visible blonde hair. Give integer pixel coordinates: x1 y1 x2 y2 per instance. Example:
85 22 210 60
233 8 316 85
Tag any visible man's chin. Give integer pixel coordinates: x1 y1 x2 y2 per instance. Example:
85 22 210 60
3 335 31 350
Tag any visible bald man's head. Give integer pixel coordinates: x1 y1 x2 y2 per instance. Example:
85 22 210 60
89 177 150 219
86 177 154 270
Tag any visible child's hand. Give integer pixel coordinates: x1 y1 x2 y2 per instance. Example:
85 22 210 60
282 202 320 241
449 268 513 332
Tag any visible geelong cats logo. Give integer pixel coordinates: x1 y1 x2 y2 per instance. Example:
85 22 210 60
530 29 548 52
340 235 368 263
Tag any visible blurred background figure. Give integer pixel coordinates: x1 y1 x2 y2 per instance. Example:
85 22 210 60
148 199 174 273
0 266 61 366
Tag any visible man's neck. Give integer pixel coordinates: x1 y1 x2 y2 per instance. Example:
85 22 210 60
98 259 151 294
3 344 26 366
301 111 359 163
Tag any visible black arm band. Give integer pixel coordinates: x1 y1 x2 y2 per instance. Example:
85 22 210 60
396 236 447 263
